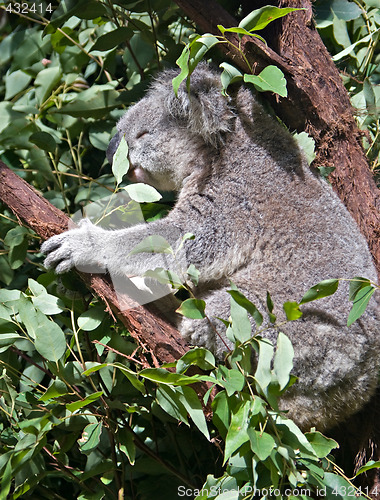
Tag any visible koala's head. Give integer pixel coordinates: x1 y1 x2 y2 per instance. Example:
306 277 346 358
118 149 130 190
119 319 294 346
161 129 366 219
106 64 235 191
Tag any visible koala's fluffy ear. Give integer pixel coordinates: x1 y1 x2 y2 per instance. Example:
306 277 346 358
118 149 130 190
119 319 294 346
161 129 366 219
153 64 235 146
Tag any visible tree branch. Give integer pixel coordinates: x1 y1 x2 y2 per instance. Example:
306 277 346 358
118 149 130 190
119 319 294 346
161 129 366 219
0 161 188 366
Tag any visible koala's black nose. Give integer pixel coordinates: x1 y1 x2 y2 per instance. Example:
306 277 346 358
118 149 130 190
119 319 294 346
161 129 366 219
106 132 120 165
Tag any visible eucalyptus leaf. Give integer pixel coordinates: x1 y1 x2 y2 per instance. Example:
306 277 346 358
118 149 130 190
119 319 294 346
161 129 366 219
348 277 372 301
34 312 67 362
244 66 287 97
78 422 102 454
254 338 274 391
176 348 216 374
224 401 250 464
4 70 32 100
91 27 134 52
67 391 104 412
283 301 303 321
77 308 105 331
156 385 189 425
305 431 338 458
347 285 375 326
29 132 57 153
248 429 276 461
239 6 303 32
113 135 130 185
177 386 210 440
176 298 206 319
273 332 294 390
124 183 162 203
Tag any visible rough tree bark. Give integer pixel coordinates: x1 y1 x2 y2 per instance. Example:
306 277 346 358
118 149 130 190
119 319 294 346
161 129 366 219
174 0 380 277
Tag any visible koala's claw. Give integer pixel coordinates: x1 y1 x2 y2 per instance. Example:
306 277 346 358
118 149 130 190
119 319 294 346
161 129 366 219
41 234 66 254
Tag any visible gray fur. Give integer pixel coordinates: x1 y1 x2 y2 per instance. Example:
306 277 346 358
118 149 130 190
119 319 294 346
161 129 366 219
42 64 379 431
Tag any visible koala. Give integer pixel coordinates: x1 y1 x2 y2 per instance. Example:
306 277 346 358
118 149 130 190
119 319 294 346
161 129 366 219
42 64 379 432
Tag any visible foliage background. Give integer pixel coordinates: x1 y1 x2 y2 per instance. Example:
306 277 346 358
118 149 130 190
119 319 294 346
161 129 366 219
0 0 378 498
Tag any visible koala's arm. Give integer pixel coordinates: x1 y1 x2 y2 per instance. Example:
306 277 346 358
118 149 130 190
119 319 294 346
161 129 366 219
41 217 191 277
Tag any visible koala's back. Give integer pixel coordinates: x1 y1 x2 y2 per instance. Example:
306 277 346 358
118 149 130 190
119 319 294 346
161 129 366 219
107 64 379 430
171 78 379 430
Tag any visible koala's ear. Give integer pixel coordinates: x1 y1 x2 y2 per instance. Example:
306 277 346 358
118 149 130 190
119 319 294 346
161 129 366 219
106 132 120 165
165 65 235 146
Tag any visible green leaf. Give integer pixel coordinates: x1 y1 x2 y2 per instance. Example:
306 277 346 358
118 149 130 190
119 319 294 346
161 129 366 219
139 367 208 386
300 279 339 304
156 385 189 425
39 380 68 401
91 27 134 52
112 136 129 185
275 415 317 459
305 431 339 458
111 362 146 394
187 263 200 286
29 132 57 153
244 66 287 97
322 472 358 500
212 391 230 438
0 256 14 285
82 363 108 376
173 34 220 95
178 385 210 440
78 422 102 454
355 460 380 476
239 6 303 32
8 238 28 270
219 62 243 94
129 235 173 255
283 301 303 321
118 427 136 465
4 69 32 100
77 308 105 331
176 348 216 374
32 293 65 315
0 333 21 349
124 183 162 203
348 277 372 301
224 401 250 464
51 86 120 118
144 267 183 288
332 30 378 62
217 366 245 396
273 332 294 390
293 131 316 165
176 298 206 319
3 226 29 248
248 429 276 460
34 313 67 361
254 338 274 391
347 285 375 326
330 0 362 21
173 47 190 96
266 291 276 323
229 293 251 342
67 391 104 412
35 66 62 106
227 289 263 327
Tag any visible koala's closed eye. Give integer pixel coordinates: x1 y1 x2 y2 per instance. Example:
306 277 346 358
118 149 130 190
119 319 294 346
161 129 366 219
136 130 149 139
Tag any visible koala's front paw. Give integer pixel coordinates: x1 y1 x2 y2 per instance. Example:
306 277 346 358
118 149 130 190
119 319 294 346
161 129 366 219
41 219 106 274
